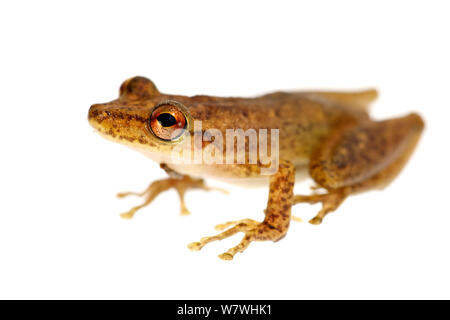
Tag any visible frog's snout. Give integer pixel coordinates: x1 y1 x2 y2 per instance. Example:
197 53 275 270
88 104 105 129
88 103 118 132
88 102 152 146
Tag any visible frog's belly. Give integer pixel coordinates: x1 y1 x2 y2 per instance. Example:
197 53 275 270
212 168 310 188
135 147 309 187
168 162 310 188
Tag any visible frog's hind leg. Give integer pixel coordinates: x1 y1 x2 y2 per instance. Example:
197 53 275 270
294 113 424 225
117 164 217 218
293 189 351 225
188 161 295 260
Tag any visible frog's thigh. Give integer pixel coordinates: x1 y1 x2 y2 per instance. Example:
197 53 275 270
310 113 424 190
295 113 424 225
188 160 295 260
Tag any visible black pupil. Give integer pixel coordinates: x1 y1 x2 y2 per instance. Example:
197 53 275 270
156 113 177 127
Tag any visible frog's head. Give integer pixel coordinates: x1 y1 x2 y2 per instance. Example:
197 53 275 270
88 76 194 163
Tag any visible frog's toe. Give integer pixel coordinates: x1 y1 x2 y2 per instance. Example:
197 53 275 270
116 191 146 198
218 252 234 260
214 219 259 231
119 203 148 219
187 242 202 251
309 216 323 225
179 205 191 216
120 211 135 219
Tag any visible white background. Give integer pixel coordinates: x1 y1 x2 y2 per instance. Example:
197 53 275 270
1 1 449 299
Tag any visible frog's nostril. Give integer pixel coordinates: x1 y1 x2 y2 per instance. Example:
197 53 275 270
88 104 102 122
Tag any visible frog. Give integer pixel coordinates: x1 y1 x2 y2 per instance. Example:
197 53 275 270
88 76 424 260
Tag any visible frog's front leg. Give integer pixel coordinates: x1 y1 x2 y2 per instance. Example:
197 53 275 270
117 164 214 218
294 113 424 225
188 161 295 260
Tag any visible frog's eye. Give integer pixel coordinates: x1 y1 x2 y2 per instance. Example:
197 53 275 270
149 101 188 141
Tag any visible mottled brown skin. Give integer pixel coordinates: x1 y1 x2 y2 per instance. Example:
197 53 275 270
88 76 424 260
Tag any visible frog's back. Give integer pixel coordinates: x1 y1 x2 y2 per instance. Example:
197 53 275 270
258 89 376 163
174 89 374 165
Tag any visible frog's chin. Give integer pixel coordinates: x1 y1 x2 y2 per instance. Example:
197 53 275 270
133 147 186 165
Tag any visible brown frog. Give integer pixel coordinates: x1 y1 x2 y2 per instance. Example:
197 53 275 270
88 76 424 260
